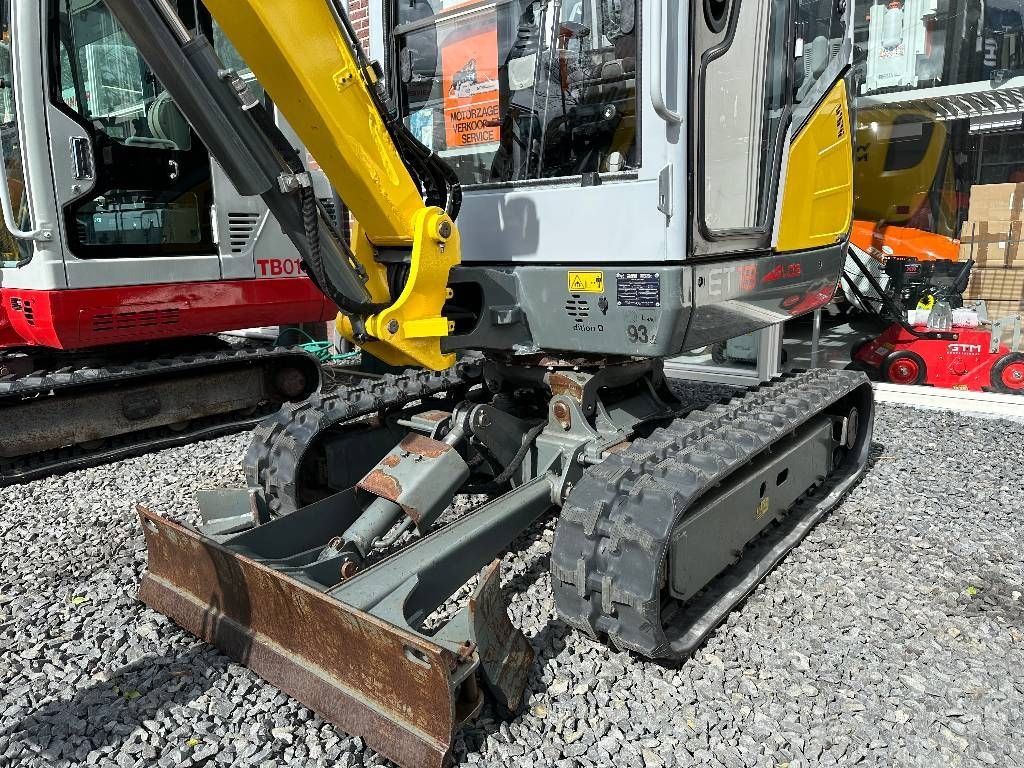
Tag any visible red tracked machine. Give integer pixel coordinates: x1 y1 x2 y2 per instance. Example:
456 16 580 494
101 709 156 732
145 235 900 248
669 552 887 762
0 0 336 481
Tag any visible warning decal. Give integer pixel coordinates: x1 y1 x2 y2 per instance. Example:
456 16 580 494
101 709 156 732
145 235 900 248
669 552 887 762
441 16 500 150
568 271 605 293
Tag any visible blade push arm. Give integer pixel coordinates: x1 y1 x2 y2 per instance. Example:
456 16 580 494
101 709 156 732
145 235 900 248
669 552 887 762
107 0 459 370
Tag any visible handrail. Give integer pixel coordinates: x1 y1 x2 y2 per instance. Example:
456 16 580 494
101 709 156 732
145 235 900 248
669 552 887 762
0 143 51 243
650 0 682 124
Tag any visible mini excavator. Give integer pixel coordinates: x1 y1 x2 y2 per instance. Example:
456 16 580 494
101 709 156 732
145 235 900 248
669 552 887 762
107 1 875 766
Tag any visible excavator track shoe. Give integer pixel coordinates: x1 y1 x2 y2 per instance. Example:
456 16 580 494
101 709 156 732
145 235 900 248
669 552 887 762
552 368 875 659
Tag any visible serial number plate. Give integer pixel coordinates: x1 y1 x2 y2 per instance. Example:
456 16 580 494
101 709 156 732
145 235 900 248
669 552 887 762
617 272 661 307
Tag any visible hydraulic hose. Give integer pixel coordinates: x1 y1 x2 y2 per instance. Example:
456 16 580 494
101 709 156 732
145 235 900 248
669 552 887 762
326 0 462 220
466 421 547 495
246 99 387 316
105 0 385 316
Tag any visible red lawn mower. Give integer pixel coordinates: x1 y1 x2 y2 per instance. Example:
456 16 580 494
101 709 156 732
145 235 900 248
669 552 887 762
852 319 1024 393
844 231 1024 394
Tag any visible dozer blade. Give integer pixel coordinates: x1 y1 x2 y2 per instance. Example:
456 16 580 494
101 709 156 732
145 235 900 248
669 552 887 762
137 506 482 768
136 475 553 768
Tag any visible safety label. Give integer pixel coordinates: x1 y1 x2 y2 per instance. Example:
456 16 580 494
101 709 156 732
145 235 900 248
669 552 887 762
567 271 605 293
616 272 661 307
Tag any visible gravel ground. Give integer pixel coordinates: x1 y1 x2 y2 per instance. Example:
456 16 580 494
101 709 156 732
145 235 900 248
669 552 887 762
2 399 1023 768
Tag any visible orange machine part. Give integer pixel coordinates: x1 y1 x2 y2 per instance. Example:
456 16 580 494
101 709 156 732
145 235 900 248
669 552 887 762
850 220 959 263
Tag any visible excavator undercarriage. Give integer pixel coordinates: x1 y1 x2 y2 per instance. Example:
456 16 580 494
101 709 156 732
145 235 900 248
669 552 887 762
1 344 321 484
138 360 872 768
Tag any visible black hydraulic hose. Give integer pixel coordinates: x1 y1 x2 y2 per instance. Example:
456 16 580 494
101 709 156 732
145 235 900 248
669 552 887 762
300 185 328 290
246 100 387 315
326 0 463 220
104 0 384 316
465 421 547 495
396 128 463 219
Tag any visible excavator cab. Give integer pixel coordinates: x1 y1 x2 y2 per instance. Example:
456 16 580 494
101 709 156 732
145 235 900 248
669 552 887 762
386 0 856 359
104 2 875 767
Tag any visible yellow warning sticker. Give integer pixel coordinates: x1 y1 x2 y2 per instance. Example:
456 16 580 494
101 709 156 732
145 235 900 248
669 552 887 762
567 271 605 293
755 496 770 520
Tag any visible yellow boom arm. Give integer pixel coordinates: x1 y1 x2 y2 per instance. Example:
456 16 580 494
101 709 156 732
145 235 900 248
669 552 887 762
204 0 457 370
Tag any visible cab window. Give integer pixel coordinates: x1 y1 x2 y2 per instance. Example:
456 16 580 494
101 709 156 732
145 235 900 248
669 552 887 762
393 0 640 185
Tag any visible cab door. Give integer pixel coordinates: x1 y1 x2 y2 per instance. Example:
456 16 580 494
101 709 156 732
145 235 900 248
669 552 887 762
49 0 221 289
690 0 851 257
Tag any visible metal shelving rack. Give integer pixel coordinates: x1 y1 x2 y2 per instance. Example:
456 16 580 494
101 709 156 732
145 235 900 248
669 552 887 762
857 78 1024 123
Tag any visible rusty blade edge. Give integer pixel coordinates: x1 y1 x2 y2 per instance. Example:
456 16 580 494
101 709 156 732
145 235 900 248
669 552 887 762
135 507 460 768
139 572 454 768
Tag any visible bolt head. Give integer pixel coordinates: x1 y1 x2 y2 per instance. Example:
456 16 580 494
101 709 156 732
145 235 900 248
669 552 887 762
552 401 571 430
387 319 400 334
437 220 453 239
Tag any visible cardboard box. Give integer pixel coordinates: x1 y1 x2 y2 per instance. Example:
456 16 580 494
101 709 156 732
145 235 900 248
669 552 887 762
967 183 1024 221
965 266 1024 304
958 220 1024 267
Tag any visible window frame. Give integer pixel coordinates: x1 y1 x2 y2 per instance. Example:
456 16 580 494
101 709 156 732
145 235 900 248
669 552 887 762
694 0 795 243
388 0 643 188
45 0 217 259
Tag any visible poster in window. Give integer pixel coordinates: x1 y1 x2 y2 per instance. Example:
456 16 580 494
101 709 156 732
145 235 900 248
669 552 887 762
440 13 500 152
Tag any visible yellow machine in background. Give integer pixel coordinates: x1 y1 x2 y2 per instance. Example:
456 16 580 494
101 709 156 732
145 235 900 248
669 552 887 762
854 106 960 237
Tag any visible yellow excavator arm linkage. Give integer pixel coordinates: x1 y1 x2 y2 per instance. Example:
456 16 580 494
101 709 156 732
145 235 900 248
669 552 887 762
203 0 458 370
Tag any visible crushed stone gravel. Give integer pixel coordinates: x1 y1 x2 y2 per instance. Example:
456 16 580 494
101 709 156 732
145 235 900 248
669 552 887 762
1 397 1022 768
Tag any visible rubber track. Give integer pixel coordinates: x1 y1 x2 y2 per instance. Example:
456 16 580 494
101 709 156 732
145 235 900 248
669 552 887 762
0 347 319 485
0 346 313 402
550 368 870 660
245 360 482 516
2 405 279 485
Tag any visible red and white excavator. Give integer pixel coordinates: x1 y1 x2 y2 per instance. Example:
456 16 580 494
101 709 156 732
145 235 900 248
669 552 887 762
0 0 336 482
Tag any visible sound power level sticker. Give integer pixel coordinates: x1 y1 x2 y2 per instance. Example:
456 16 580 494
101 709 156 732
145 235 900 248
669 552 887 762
567 271 605 293
616 272 661 307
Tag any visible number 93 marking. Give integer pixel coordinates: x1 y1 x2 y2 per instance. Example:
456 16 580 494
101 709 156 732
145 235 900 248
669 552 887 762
627 324 650 344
